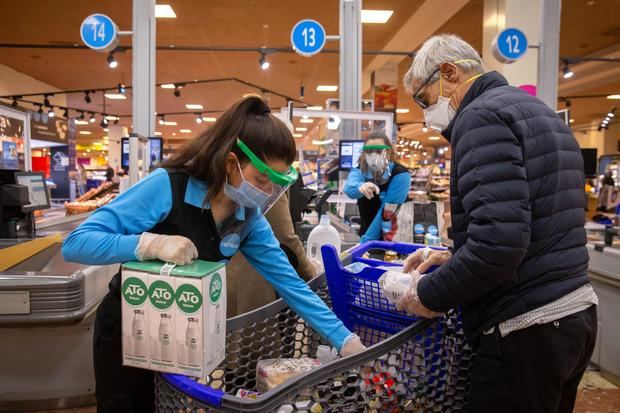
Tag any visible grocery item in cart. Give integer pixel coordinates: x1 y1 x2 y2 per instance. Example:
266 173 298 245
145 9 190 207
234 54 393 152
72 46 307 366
378 271 413 305
256 358 321 393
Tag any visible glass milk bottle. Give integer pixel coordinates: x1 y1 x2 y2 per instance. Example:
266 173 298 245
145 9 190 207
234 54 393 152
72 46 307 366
132 310 147 358
186 317 200 366
159 313 173 362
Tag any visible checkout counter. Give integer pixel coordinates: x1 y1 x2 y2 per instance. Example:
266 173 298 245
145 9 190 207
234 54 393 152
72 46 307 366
0 170 117 411
586 221 620 387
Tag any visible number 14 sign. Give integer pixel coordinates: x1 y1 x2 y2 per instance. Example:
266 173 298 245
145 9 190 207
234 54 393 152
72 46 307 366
80 14 119 53
291 19 327 57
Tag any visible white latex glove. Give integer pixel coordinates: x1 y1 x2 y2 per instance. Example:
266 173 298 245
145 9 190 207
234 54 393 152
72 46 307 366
403 247 452 274
395 271 443 319
340 333 367 357
359 182 380 200
135 232 198 265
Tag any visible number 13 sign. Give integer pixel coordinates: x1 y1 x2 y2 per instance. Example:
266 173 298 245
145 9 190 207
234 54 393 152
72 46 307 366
492 28 528 64
291 19 327 57
80 14 119 52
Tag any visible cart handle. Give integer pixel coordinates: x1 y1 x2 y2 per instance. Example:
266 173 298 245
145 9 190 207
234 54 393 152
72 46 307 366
160 373 225 407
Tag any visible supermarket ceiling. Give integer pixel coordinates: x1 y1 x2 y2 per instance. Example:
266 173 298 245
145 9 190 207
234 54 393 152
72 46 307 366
0 0 619 150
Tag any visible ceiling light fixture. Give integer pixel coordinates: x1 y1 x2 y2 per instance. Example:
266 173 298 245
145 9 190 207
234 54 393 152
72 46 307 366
84 91 92 104
361 9 393 24
62 108 68 118
161 83 175 89
185 104 203 110
104 93 127 100
307 106 323 111
422 124 428 133
117 83 126 94
202 117 217 122
155 4 177 18
180 129 192 133
107 52 118 69
259 53 270 70
607 112 615 118
607 94 620 100
562 60 574 79
89 113 96 123
163 121 177 126
47 107 55 118
79 131 92 135
292 133 303 138
11 97 18 107
395 108 410 114
429 136 441 141
195 114 203 124
159 115 165 125
43 94 51 107
296 127 308 132
300 118 314 124
316 85 338 92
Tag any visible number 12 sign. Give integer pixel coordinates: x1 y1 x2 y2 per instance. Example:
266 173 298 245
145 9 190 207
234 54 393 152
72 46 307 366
492 28 528 64
291 19 326 57
80 14 119 53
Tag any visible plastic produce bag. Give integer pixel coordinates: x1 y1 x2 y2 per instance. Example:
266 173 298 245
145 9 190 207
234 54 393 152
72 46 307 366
378 271 413 305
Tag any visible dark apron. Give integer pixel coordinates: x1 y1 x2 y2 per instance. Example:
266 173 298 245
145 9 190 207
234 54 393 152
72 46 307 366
357 163 408 237
94 170 228 413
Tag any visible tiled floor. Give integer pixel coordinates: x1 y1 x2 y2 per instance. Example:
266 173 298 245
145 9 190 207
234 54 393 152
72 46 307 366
29 371 620 413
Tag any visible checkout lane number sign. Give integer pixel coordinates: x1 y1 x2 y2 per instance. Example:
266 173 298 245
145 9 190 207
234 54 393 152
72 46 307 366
492 28 528 63
80 13 119 52
291 19 326 57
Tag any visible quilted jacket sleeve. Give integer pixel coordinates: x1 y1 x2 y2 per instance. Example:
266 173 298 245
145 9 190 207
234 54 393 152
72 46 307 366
417 108 532 312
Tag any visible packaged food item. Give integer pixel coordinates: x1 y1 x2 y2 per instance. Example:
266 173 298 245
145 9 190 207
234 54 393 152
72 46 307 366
256 358 321 393
121 260 227 378
378 271 413 305
383 250 398 262
235 388 261 399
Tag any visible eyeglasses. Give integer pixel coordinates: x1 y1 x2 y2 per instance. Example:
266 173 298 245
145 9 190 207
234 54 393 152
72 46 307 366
411 68 440 110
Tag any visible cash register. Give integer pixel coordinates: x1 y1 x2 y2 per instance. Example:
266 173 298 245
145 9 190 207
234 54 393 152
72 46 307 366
0 169 50 238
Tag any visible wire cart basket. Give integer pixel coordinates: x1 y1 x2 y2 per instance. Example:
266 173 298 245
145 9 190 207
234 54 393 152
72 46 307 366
156 241 474 412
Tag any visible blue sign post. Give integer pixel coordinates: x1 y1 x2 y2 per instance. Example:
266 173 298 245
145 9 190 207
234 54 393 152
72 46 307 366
291 19 327 57
80 14 119 52
492 28 528 63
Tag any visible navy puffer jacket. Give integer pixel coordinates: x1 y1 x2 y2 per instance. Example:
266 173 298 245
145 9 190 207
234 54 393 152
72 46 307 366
417 71 589 341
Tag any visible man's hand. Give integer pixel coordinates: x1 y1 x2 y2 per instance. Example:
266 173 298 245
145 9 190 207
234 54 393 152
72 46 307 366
395 271 443 318
403 248 452 274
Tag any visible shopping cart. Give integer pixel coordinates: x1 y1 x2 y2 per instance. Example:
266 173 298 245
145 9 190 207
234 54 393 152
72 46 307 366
156 242 473 412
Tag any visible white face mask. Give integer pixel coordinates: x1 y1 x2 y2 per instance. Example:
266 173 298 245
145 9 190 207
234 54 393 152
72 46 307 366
423 96 456 132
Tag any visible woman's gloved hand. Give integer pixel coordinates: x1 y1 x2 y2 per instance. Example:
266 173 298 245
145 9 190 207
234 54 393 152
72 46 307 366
359 182 380 200
340 333 367 357
136 232 198 265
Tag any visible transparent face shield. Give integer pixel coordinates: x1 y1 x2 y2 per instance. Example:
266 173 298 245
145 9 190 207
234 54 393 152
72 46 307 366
216 138 299 257
362 144 391 184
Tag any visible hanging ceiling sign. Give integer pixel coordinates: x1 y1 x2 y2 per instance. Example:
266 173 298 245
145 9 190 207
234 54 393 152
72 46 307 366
80 13 119 52
291 19 327 57
492 28 528 63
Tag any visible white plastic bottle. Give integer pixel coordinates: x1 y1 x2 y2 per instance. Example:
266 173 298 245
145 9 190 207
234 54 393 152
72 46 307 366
306 214 341 265
132 310 147 358
159 313 173 362
186 317 200 366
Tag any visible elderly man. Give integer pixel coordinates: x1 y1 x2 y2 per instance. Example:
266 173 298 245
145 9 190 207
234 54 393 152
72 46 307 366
400 34 597 413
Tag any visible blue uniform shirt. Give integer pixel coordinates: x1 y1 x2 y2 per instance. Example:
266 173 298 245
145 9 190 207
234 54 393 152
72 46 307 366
343 162 411 243
62 168 352 350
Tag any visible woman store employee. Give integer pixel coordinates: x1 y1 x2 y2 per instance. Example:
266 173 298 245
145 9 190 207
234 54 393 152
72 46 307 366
62 96 365 413
344 133 411 242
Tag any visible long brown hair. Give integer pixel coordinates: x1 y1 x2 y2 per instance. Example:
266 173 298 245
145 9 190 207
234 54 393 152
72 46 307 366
162 95 296 201
358 132 395 174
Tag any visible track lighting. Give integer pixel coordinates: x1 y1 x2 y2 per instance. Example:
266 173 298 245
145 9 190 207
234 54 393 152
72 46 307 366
43 95 51 107
79 111 85 120
63 108 69 119
159 115 165 125
107 52 118 69
173 86 181 98
195 114 203 124
562 60 574 79
11 98 18 107
48 107 55 118
422 123 428 133
101 117 108 128
259 53 270 70
89 113 96 123
37 105 43 114
608 112 615 118
117 83 126 94
84 91 92 104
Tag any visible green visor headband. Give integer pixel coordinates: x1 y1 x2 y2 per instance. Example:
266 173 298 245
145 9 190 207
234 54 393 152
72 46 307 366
362 145 390 151
236 138 299 186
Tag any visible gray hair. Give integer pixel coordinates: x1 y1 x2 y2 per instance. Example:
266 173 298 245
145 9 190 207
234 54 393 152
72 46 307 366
403 34 484 94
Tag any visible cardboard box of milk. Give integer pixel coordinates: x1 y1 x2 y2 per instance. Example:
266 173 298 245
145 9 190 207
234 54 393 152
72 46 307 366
173 260 227 378
120 264 151 369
